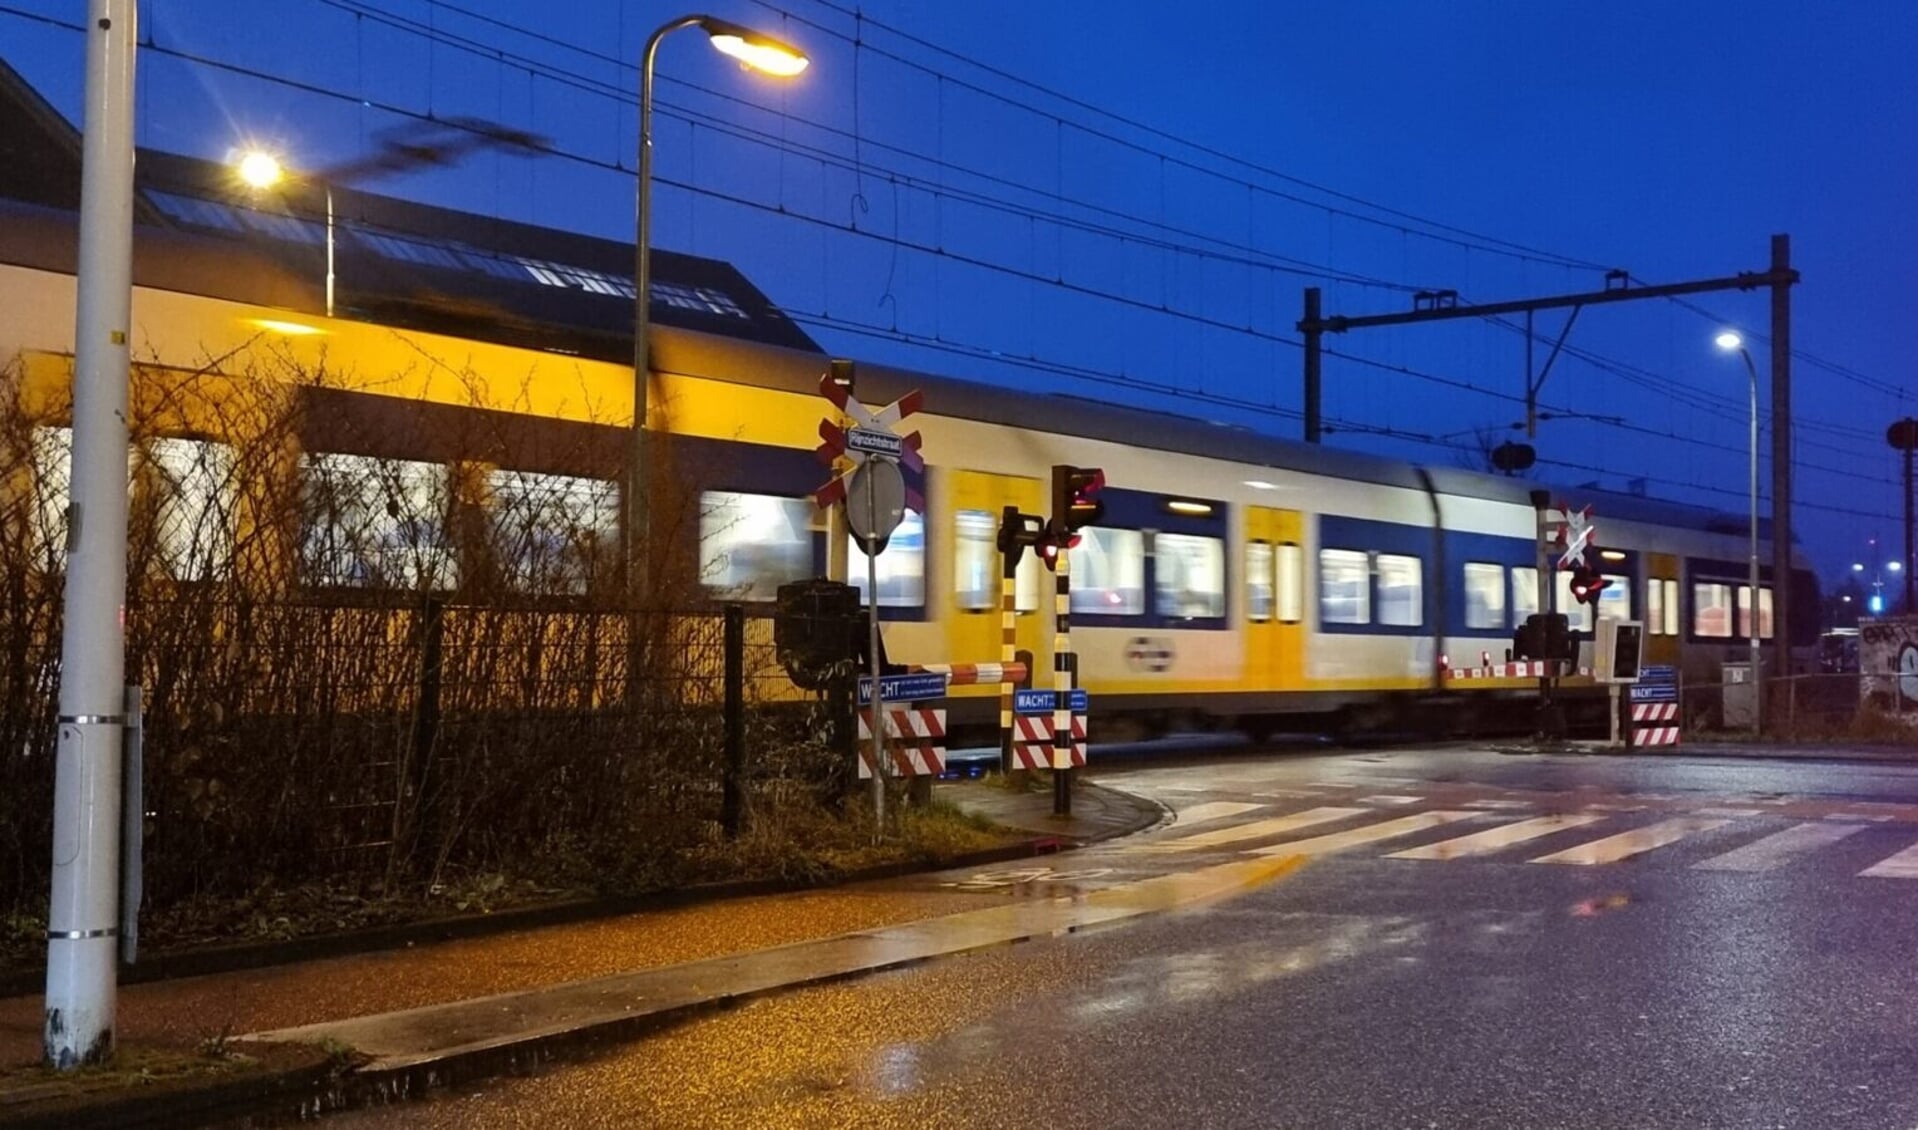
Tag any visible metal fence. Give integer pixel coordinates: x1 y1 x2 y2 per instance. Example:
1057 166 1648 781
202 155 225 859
0 597 833 916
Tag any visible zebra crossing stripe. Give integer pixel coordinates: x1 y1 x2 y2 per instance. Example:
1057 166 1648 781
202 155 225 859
1691 821 1867 872
1144 806 1369 852
1529 817 1730 865
1387 813 1607 861
1250 811 1477 857
1173 801 1265 828
1859 840 1918 879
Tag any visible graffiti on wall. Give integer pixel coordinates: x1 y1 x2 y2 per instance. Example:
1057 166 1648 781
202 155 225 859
1860 617 1918 706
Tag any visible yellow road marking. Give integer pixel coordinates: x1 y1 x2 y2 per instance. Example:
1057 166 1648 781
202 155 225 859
1387 813 1608 861
1530 817 1730 865
1692 821 1865 872
1250 811 1477 857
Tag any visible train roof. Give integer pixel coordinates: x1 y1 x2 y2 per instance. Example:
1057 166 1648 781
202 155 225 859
0 56 820 356
0 57 1773 545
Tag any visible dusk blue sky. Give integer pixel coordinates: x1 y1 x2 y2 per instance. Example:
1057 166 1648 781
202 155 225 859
7 1 1915 580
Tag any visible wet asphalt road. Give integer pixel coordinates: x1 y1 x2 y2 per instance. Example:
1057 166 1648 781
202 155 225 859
328 747 1918 1129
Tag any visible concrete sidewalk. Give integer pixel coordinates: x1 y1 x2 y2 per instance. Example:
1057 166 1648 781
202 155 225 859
0 778 1166 1127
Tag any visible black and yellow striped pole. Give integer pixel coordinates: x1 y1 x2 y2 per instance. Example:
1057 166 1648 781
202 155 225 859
1051 541 1074 816
999 505 1020 776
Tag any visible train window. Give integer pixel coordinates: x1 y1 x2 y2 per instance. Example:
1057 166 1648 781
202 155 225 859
1156 533 1226 619
955 509 1039 613
143 437 237 582
1246 541 1274 622
489 470 617 594
301 453 458 590
1070 528 1145 615
1319 548 1370 625
848 512 926 608
1463 562 1506 630
700 490 814 602
1512 566 1540 626
1277 543 1304 624
1554 572 1592 633
1737 586 1776 640
1693 582 1733 638
1376 554 1423 627
1599 574 1632 621
1663 579 1680 636
1647 577 1665 635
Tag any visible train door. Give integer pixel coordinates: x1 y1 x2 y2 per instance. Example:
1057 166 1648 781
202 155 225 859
946 470 1046 688
1245 506 1306 690
1645 552 1682 666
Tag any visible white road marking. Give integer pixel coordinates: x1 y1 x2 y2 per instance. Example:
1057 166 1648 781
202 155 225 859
1691 821 1866 872
1172 801 1264 828
1138 806 1370 852
1530 817 1731 866
1357 794 1423 806
1387 813 1608 861
1250 811 1477 857
1860 840 1918 879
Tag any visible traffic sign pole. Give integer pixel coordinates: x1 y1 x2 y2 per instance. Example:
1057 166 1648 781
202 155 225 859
865 471 884 839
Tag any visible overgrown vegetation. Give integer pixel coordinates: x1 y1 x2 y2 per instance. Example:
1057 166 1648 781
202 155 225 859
0 346 984 970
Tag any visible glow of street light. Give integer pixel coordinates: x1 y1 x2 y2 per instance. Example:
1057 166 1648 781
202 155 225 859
704 22 808 76
1891 561 1905 573
235 150 285 189
1854 563 1867 572
1713 331 1743 352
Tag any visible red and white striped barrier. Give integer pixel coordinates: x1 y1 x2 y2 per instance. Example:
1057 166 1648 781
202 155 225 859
1446 661 1591 681
857 707 947 778
1629 702 1680 748
912 661 1028 687
1011 714 1086 770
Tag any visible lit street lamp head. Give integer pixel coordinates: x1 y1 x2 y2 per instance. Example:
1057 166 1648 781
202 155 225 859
1714 330 1743 352
698 17 809 76
235 149 285 189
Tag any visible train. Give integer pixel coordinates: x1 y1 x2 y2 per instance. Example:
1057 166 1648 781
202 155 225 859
0 64 1817 740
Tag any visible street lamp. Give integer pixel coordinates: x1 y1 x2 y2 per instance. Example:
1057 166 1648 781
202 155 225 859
627 15 806 603
232 148 336 319
1715 330 1763 733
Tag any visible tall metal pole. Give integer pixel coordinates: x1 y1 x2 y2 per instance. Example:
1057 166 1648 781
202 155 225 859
627 16 702 609
1768 234 1793 693
1906 442 1915 613
866 477 885 837
1740 347 1762 735
1302 287 1322 443
46 0 136 1070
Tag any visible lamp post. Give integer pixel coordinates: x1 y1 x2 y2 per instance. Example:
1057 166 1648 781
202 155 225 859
234 151 334 318
627 16 806 604
1715 331 1763 734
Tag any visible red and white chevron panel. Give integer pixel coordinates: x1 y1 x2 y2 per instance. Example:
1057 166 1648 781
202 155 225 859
856 707 947 778
1629 701 1681 748
1011 714 1087 770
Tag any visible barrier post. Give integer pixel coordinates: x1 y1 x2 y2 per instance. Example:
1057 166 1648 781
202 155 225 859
1000 505 1019 778
1053 548 1073 816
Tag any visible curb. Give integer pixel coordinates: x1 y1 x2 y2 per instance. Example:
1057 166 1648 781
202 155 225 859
0 1050 347 1130
1493 741 1918 766
0 782 1161 1001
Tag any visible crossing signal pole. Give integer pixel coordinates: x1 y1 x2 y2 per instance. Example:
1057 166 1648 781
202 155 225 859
1044 466 1104 815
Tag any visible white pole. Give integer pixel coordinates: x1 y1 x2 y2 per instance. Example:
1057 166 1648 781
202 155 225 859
1744 348 1762 735
46 0 136 1070
866 475 885 838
